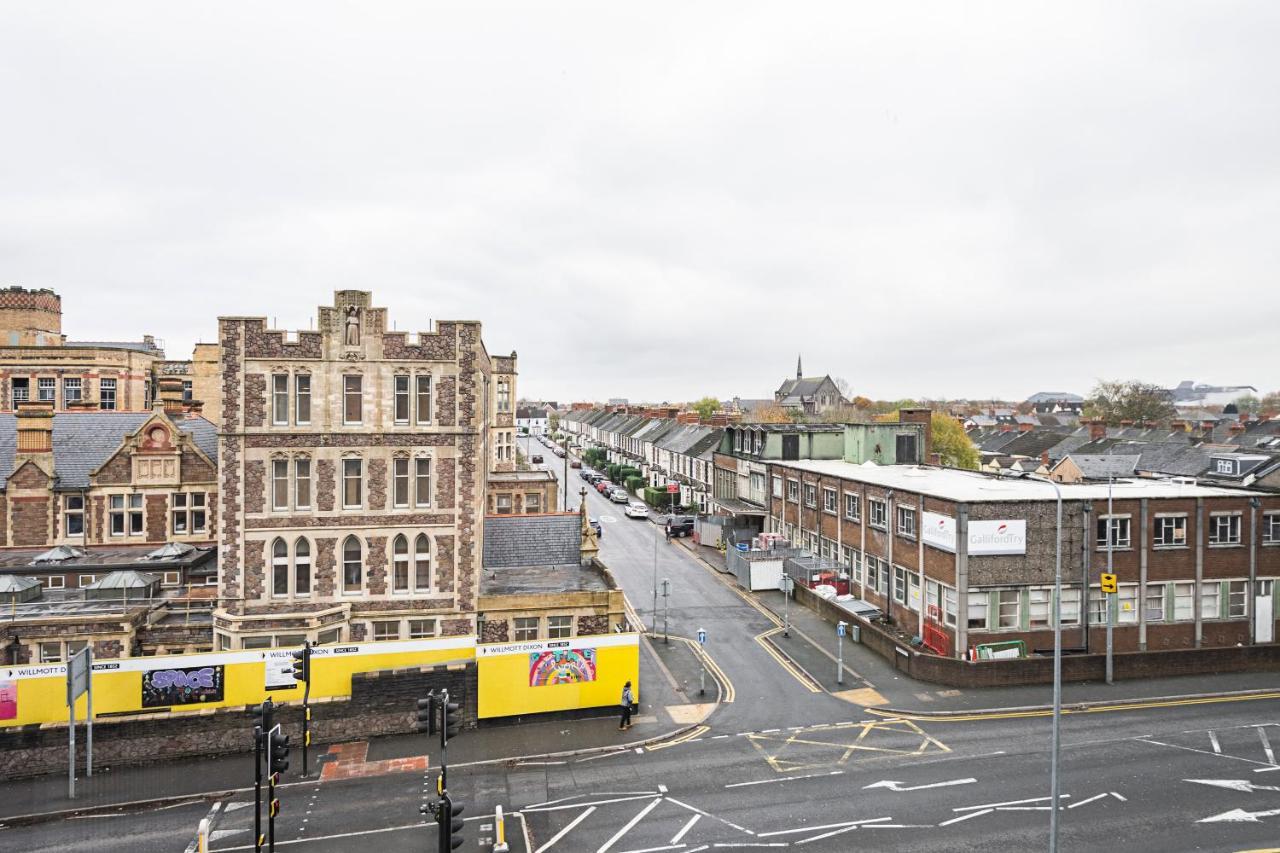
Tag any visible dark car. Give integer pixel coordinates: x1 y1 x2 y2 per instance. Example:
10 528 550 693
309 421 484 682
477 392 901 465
531 454 543 464
579 468 594 480
588 517 603 538
664 515 696 538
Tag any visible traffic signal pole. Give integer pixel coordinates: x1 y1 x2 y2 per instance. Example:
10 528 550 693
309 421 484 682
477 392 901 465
252 698 274 853
291 642 312 776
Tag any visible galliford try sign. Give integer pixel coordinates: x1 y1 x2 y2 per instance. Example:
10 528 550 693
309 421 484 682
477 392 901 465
922 511 1027 556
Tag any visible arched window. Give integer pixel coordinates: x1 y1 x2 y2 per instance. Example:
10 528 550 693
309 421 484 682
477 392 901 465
392 534 409 593
271 538 288 597
342 536 362 593
294 538 311 597
414 534 431 592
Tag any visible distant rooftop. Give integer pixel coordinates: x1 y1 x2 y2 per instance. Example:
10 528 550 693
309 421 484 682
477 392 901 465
480 562 612 597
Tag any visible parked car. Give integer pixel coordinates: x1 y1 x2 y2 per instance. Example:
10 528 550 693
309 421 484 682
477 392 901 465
625 501 649 519
553 448 566 458
609 489 630 504
664 515 696 537
588 517 603 538
570 460 582 469
596 480 612 494
579 468 594 480
531 454 543 464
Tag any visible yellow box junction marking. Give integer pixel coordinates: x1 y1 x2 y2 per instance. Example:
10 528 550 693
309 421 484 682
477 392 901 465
747 717 950 774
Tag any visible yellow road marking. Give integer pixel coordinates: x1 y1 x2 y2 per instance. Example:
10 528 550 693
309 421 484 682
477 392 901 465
868 690 1280 723
754 628 822 693
675 635 736 703
833 687 888 707
746 717 949 773
648 724 710 751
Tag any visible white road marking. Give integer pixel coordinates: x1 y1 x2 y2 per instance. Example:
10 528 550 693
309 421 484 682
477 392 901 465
1111 792 1127 802
1067 793 1109 809
658 785 669 794
864 777 975 793
671 814 701 844
726 771 842 789
1260 728 1277 765
224 802 253 812
665 796 755 835
578 751 630 763
535 806 596 853
938 809 992 826
759 818 891 838
184 801 223 853
1140 738 1280 769
526 795 658 814
616 845 686 853
597 798 663 853
1199 806 1280 824
954 795 1068 811
1209 731 1222 753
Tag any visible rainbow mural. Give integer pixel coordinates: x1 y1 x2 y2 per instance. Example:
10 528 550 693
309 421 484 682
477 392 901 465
528 648 597 686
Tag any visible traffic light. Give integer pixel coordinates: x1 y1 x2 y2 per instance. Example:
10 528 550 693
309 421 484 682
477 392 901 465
1100 573 1118 594
441 699 462 745
438 792 465 852
290 644 311 684
270 731 290 776
269 798 280 818
252 699 274 741
416 692 437 735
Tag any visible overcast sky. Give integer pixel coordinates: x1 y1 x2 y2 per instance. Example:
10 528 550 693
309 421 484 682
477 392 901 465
2 3 1277 404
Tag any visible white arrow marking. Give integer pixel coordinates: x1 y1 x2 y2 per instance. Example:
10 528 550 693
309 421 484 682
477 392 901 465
864 777 975 793
1185 778 1280 794
1199 807 1280 824
210 829 249 841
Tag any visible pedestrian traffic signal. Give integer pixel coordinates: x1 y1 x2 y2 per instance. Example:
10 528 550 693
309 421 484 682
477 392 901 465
291 644 311 683
442 699 462 744
438 792 465 852
270 732 290 775
1101 573 1118 594
416 692 437 735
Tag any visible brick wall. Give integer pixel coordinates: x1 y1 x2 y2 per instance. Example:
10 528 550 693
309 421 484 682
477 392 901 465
0 662 477 780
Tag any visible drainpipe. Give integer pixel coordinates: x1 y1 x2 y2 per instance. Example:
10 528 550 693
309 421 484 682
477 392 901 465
1250 497 1261 645
885 490 895 624
1082 504 1092 654
956 504 969 659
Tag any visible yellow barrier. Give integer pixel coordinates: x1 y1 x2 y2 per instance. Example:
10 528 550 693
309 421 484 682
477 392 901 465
476 633 640 719
0 637 473 728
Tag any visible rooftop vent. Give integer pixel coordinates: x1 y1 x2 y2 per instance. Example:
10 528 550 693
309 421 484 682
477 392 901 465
32 545 86 564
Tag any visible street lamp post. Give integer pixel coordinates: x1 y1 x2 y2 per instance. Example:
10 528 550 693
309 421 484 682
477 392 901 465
1105 476 1114 685
1026 472 1064 853
781 573 794 638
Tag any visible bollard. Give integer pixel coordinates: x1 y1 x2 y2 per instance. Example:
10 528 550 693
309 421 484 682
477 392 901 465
493 804 510 853
197 817 210 853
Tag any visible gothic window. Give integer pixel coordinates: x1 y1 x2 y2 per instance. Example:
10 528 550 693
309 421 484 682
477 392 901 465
272 538 289 596
342 535 362 593
392 534 410 592
294 538 311 596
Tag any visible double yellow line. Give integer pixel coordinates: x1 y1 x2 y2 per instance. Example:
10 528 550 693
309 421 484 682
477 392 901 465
648 724 710 751
869 690 1280 723
681 636 736 703
754 628 822 693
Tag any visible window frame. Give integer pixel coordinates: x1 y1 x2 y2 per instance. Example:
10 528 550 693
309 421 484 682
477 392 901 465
896 505 917 539
64 495 85 537
294 458 311 510
1264 511 1280 546
803 483 817 508
1208 512 1242 547
271 374 289 425
99 377 117 410
62 377 82 405
392 457 410 508
393 374 411 424
342 457 363 509
822 487 838 515
868 498 887 530
294 374 312 425
343 374 363 425
271 458 290 511
341 535 363 594
1152 513 1188 548
844 493 860 522
513 616 539 642
547 614 573 639
415 375 432 425
1095 514 1132 550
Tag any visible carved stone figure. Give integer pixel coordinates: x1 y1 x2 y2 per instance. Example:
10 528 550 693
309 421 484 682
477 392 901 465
344 306 360 346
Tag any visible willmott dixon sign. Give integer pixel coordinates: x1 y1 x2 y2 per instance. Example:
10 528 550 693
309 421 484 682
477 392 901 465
922 511 1027 556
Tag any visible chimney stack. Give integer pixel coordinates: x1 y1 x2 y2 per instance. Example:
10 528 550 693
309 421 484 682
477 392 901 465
1000 422 1014 433
1119 419 1135 428
157 376 185 417
1240 411 1250 424
15 401 54 454
1089 419 1106 441
1040 450 1050 468
1019 420 1034 433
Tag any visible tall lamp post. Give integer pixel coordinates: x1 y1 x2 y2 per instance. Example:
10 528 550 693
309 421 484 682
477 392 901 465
1026 472 1064 853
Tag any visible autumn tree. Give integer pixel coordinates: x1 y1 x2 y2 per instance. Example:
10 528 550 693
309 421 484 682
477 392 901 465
689 396 720 419
748 405 794 424
931 412 979 470
1084 380 1175 425
851 395 874 410
1261 391 1280 415
1233 394 1261 415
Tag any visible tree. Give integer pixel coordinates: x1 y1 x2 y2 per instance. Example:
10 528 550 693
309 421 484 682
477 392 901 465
747 405 793 424
1084 380 1175 425
689 397 720 420
833 377 853 399
548 412 560 432
1233 394 1261 415
851 395 874 410
1261 391 1280 415
931 412 979 470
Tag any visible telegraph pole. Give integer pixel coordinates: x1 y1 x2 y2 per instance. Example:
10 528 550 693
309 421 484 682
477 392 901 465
661 578 671 644
1106 476 1114 685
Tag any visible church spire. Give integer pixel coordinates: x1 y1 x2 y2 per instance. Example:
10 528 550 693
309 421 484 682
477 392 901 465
796 354 802 380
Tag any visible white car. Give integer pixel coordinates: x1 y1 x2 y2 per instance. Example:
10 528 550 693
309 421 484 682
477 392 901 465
625 502 649 519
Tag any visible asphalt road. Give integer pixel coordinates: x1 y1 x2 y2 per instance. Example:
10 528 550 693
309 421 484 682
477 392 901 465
9 437 1280 851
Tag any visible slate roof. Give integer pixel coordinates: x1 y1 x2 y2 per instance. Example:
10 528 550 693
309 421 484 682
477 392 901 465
66 339 164 354
481 562 611 596
1061 454 1141 479
0 413 217 489
482 513 582 569
1025 391 1085 404
516 405 548 420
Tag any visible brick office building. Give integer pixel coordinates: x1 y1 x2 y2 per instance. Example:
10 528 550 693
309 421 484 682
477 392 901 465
769 461 1280 659
215 290 520 650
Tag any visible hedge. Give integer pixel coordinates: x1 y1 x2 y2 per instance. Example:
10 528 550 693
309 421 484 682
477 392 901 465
625 476 646 493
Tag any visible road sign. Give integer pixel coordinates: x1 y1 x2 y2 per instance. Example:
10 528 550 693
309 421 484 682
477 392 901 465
1100 573 1118 594
666 483 679 494
67 647 90 705
697 628 707 645
837 622 847 638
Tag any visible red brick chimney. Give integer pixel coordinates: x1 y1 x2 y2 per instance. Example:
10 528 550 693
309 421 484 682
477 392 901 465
709 413 728 426
676 412 700 425
1000 422 1014 433
1018 421 1034 433
1229 422 1246 434
1119 419 1134 428
1040 450 1050 468
1089 419 1106 441
1170 419 1186 432
1201 420 1216 435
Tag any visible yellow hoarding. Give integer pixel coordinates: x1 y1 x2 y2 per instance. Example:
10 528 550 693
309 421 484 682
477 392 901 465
0 636 475 728
476 633 640 719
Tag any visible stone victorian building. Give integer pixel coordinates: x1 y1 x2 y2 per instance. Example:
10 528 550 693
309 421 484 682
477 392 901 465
214 290 519 650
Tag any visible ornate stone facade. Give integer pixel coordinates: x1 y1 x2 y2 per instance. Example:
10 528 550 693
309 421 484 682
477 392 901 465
215 291 515 649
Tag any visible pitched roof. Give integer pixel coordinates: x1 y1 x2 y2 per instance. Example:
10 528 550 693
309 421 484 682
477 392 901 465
0 413 218 489
482 513 582 569
1060 454 1141 479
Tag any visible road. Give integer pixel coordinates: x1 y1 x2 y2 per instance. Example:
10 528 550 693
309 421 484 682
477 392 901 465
7 436 1280 851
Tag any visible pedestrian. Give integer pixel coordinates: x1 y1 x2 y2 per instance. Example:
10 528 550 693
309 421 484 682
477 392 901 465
619 681 634 730
665 522 672 543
